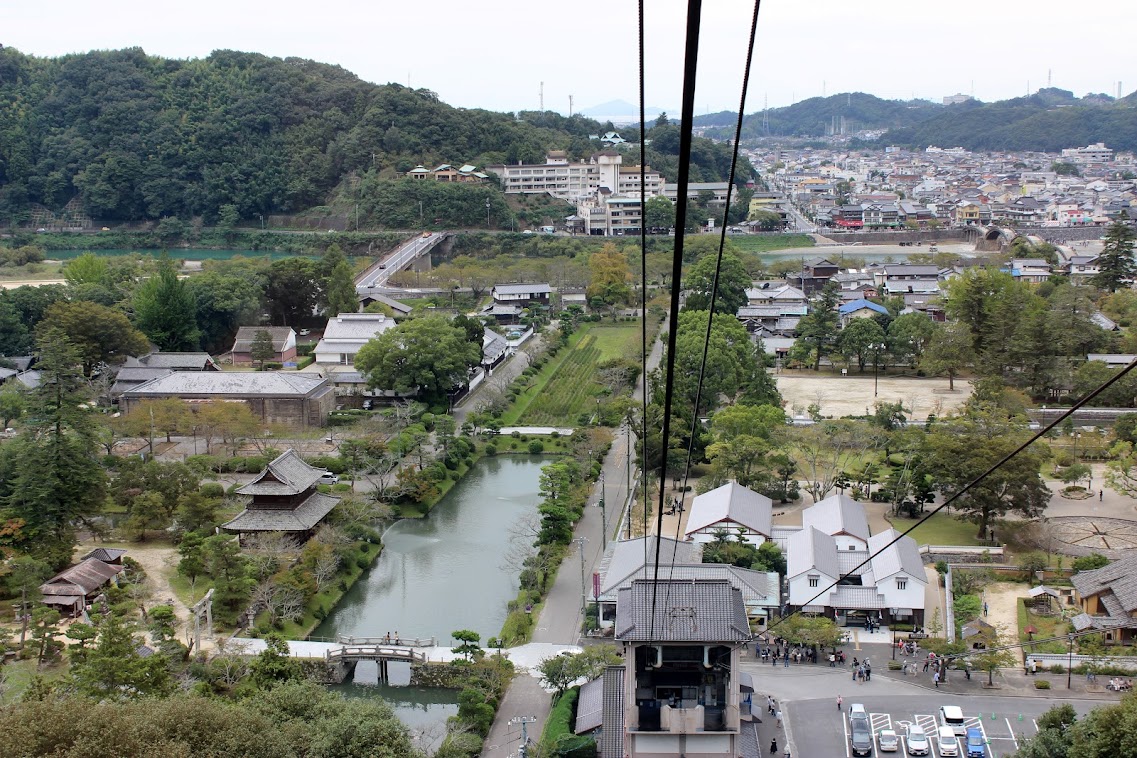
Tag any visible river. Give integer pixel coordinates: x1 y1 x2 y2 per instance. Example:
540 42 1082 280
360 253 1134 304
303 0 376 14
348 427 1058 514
314 455 547 742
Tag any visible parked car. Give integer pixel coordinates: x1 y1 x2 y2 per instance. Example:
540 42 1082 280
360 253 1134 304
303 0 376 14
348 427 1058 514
904 725 931 756
940 705 967 736
965 727 986 757
937 726 961 757
849 704 873 756
318 473 339 485
877 728 899 752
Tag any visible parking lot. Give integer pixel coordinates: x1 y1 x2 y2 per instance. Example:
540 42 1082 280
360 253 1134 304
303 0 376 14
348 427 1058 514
787 695 1098 758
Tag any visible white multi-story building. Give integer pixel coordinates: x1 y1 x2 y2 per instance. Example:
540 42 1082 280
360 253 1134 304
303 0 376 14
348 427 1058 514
485 151 663 204
1061 143 1114 164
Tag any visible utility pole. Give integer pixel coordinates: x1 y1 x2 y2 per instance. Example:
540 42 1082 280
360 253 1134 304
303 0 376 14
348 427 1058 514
509 716 537 758
575 536 588 615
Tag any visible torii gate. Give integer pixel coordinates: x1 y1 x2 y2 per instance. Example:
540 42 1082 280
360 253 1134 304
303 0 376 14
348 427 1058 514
190 589 214 653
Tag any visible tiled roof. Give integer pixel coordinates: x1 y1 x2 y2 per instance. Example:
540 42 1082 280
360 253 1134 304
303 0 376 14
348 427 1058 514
787 526 840 581
222 492 339 532
1070 554 1137 614
599 537 702 596
837 551 871 576
317 314 395 342
40 558 123 598
614 579 750 643
81 548 127 563
599 666 625 758
603 563 778 608
867 529 925 581
233 327 294 353
123 372 328 398
802 493 871 542
838 299 889 316
493 283 551 296
124 352 217 370
237 449 325 496
830 586 885 610
574 677 604 734
685 481 773 537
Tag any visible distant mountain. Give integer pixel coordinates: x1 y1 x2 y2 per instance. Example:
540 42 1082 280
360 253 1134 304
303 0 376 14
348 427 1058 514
693 93 942 139
578 99 670 125
883 88 1137 152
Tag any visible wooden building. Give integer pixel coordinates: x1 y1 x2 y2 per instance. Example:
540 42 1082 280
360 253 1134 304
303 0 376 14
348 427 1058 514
221 449 339 543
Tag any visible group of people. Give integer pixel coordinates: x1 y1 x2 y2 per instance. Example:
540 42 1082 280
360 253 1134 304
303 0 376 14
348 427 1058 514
1108 677 1133 691
761 644 818 665
851 657 872 682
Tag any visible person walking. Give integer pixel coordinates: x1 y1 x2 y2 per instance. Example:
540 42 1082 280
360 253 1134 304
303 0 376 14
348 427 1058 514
934 670 940 688
837 694 843 711
770 736 778 754
1100 490 1104 501
783 650 789 668
767 696 775 715
775 710 783 729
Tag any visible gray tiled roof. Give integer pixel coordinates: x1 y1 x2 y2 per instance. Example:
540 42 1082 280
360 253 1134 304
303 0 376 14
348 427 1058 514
614 579 750 642
233 326 294 353
830 586 885 610
787 526 840 581
802 493 871 542
603 563 779 608
867 529 924 581
837 551 871 576
125 352 217 370
81 548 127 563
123 372 328 397
237 449 324 496
685 481 773 537
221 492 339 532
574 677 604 734
599 666 625 758
599 537 702 596
493 283 551 296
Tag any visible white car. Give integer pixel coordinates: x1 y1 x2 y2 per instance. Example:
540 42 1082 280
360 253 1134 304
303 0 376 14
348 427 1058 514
937 725 961 757
905 725 930 756
877 728 899 752
318 472 339 485
940 705 967 736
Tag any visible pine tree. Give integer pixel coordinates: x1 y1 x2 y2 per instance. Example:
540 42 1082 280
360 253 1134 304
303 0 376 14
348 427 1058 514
249 329 275 370
1089 219 1137 292
325 260 359 316
133 257 200 350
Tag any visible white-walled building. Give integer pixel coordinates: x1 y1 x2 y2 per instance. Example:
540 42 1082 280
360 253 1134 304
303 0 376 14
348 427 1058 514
486 151 663 204
314 313 396 366
684 482 773 546
801 493 870 552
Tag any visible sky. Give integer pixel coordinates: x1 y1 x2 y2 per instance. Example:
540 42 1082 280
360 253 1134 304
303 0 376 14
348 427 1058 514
5 0 1136 117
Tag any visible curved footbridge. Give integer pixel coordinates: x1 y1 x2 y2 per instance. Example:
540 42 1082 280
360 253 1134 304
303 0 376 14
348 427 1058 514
227 636 582 684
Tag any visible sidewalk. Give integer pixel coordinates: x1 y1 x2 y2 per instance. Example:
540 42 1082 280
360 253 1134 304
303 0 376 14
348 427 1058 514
875 654 1124 701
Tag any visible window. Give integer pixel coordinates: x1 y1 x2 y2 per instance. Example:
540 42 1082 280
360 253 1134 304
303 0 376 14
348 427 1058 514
896 578 907 590
848 545 856 550
808 575 819 588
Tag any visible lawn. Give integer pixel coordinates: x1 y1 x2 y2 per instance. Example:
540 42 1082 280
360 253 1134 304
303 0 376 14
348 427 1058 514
0 657 69 699
887 512 986 546
729 233 814 253
1017 598 1071 654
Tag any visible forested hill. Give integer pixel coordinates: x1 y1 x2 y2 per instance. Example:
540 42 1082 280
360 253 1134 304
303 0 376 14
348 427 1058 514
0 47 744 225
882 89 1137 152
693 93 942 139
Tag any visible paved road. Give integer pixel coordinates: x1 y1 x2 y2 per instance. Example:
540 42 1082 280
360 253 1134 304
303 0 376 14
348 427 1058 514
356 232 444 289
482 330 663 758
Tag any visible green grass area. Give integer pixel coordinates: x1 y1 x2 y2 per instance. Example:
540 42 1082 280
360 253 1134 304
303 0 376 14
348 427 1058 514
729 233 814 253
0 657 69 700
887 512 986 546
1017 598 1071 654
540 686 580 750
590 322 642 360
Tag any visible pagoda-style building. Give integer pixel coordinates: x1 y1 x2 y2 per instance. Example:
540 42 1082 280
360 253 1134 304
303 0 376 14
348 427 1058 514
222 449 339 543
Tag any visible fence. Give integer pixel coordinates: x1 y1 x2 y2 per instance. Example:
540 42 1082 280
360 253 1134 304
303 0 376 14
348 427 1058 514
944 564 956 643
1026 652 1137 673
920 545 1004 557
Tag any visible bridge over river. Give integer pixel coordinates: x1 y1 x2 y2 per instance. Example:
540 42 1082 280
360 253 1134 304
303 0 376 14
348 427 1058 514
354 231 450 292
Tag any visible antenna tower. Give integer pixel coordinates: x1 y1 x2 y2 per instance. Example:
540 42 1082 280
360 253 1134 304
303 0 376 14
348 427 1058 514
539 82 544 112
762 94 769 134
569 94 574 117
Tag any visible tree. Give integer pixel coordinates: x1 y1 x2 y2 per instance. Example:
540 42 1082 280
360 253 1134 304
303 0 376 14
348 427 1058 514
586 244 631 306
1 329 106 566
249 329 276 370
0 296 31 355
837 317 887 371
324 260 359 316
200 534 254 624
263 257 317 325
71 612 173 699
683 250 750 315
132 257 200 350
536 646 622 701
1090 219 1137 292
792 419 880 501
248 633 303 689
0 385 26 427
644 195 674 232
921 322 974 391
666 309 771 418
451 629 483 661
118 397 192 446
922 411 1050 538
36 301 149 375
195 399 260 454
355 315 482 405
793 281 841 370
29 607 62 666
968 624 1016 686
886 312 936 367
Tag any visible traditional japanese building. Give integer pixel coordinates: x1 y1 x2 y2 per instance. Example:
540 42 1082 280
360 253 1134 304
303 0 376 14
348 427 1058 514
221 449 339 543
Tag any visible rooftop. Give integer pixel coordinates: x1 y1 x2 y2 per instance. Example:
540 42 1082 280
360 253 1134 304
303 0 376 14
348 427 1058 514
222 492 340 532
685 481 773 537
614 579 750 643
123 372 328 397
237 449 326 497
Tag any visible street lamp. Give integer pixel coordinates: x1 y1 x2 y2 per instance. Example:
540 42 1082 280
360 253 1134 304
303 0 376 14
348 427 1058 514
1067 634 1074 689
485 198 491 229
599 471 607 541
871 342 886 397
575 537 589 616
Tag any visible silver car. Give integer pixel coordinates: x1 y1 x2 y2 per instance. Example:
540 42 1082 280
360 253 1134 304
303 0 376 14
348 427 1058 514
905 725 931 756
877 728 899 752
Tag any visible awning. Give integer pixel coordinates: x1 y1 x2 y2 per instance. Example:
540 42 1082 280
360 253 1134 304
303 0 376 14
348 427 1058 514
739 672 755 693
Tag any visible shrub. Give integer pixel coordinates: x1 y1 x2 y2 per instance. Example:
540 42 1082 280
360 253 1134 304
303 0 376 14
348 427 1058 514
1035 680 1051 689
484 444 498 456
1073 553 1110 573
528 440 545 454
199 483 225 499
1050 663 1065 674
295 356 315 369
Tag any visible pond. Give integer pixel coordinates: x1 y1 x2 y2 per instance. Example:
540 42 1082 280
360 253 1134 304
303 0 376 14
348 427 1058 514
316 455 547 743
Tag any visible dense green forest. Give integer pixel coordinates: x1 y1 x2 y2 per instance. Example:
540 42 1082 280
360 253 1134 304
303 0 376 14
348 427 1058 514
693 88 1137 151
693 93 943 139
0 47 747 227
883 88 1137 152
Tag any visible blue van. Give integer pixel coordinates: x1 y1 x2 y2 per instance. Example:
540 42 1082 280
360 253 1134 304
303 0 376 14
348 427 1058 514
965 727 986 757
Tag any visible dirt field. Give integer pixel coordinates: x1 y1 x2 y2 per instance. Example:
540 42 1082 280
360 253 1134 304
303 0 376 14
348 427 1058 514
981 581 1024 641
777 371 972 421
